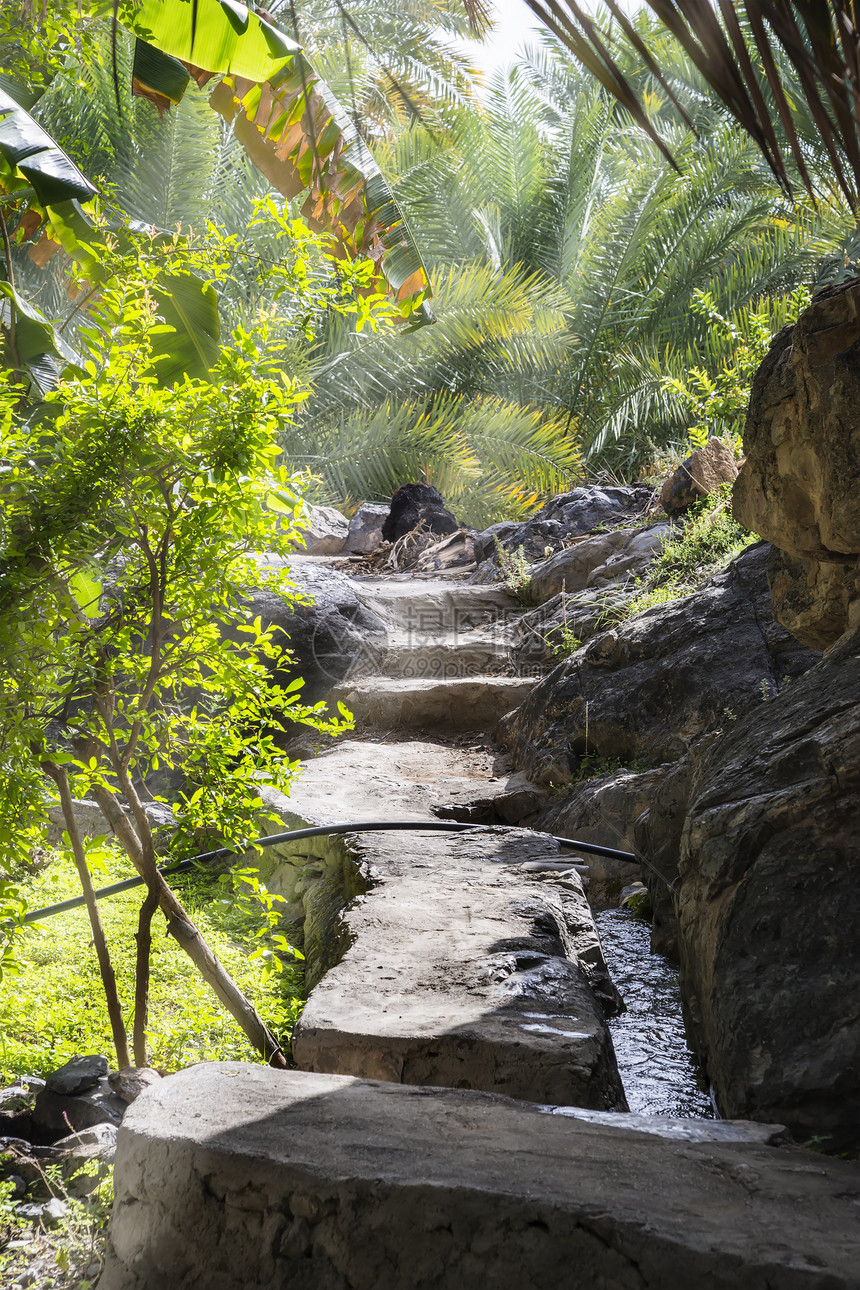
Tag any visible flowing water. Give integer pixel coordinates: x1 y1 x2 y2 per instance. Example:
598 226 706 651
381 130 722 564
595 907 713 1118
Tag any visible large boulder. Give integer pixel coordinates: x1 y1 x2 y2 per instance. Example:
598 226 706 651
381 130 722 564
661 438 739 516
381 483 459 544
473 484 656 565
345 503 389 555
734 282 860 647
535 765 667 905
677 623 860 1152
499 543 817 786
766 546 860 651
528 524 670 604
291 504 348 556
244 558 385 704
510 584 635 673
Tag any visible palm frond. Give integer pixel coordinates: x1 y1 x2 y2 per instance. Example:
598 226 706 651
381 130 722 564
289 392 581 527
521 0 860 209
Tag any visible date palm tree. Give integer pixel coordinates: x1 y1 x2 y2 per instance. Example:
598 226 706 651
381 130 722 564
519 0 860 211
306 36 840 491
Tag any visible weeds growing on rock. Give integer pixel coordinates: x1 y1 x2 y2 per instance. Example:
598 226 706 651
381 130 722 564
0 1156 113 1288
615 485 756 620
495 541 539 606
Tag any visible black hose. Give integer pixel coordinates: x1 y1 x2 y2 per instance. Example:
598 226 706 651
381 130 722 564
18 821 636 926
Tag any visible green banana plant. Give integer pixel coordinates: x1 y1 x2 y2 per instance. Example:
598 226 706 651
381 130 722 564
0 89 220 390
126 0 433 322
0 88 97 386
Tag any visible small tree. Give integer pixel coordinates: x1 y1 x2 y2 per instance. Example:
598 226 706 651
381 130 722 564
0 227 380 1067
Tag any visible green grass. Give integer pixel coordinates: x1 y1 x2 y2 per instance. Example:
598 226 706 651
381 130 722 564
620 485 756 620
0 848 304 1081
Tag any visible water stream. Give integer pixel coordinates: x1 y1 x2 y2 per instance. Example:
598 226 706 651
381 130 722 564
595 907 713 1118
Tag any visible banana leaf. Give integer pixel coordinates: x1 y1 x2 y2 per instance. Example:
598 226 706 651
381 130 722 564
150 270 219 382
0 89 97 207
127 1 433 322
133 0 299 82
0 281 82 393
132 39 191 115
42 201 219 383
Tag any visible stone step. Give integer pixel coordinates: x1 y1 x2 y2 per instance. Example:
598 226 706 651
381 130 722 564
261 738 539 828
292 826 626 1110
330 675 536 731
254 744 545 989
351 576 521 632
347 628 515 679
102 1063 860 1290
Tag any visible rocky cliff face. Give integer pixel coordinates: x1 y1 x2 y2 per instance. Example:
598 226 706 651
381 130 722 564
502 284 860 1150
671 286 860 1151
734 281 860 649
499 543 815 786
677 626 860 1152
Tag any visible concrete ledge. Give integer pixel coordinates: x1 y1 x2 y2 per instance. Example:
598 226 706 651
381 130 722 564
102 1064 860 1290
329 676 536 730
292 828 626 1110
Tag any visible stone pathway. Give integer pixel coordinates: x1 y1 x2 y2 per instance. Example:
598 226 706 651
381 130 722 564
103 559 860 1289
258 566 630 1106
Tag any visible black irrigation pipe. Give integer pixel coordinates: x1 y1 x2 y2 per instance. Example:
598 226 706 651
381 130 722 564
18 821 637 926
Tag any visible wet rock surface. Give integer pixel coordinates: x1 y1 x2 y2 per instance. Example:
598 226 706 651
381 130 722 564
632 751 701 958
499 543 817 785
677 622 860 1153
101 1063 860 1290
292 827 626 1110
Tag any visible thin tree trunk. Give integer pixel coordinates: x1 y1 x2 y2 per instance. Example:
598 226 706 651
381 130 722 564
44 763 131 1069
91 785 287 1068
132 888 159 1067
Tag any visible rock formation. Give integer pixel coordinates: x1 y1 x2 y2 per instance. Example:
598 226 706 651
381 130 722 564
500 543 816 785
382 483 460 544
527 523 670 602
734 280 860 648
291 503 348 555
661 437 739 515
345 502 389 554
474 484 656 565
658 284 860 1150
677 624 860 1152
243 558 385 703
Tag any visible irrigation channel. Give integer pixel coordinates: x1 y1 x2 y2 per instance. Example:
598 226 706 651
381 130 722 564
23 819 714 1118
596 908 713 1117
